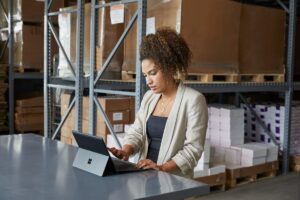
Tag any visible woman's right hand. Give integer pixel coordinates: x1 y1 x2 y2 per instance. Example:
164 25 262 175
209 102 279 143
108 147 129 161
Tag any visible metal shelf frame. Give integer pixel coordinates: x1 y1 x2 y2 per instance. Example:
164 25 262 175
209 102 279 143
282 0 297 173
44 0 85 139
88 0 147 148
43 0 298 173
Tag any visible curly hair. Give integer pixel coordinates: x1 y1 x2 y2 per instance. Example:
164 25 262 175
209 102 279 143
140 27 192 79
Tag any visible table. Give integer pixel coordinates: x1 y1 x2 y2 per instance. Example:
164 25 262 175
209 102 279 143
0 134 209 200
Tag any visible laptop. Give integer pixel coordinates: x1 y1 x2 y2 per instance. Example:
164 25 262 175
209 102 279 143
72 130 145 176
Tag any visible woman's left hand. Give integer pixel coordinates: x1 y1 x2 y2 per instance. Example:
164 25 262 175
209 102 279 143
137 159 161 170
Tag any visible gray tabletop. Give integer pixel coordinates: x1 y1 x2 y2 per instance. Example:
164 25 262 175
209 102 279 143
0 134 209 200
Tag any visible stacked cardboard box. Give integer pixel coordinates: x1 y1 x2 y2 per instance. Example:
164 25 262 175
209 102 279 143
0 0 63 24
294 18 300 76
0 0 63 70
58 2 123 78
290 106 300 155
207 105 244 167
0 65 8 132
122 0 285 75
123 0 240 74
242 103 300 155
193 139 226 178
60 94 133 145
207 105 245 148
15 96 43 132
206 105 279 169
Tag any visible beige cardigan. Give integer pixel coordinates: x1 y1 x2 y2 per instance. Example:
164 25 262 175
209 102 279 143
123 82 208 178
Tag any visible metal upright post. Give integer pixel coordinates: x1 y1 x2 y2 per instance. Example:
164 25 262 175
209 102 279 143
8 0 14 134
43 0 51 137
282 0 297 173
75 0 85 132
135 0 147 112
89 0 96 136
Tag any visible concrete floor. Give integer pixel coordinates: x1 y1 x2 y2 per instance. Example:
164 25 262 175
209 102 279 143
196 172 300 200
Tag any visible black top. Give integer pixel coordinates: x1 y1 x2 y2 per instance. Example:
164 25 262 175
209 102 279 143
146 115 168 163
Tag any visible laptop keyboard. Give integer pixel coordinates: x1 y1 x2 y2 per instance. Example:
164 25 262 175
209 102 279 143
112 158 140 172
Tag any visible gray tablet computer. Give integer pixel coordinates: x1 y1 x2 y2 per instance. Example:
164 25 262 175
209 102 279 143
72 130 145 176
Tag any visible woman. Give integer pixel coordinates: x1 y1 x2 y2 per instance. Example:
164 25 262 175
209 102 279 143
109 27 208 178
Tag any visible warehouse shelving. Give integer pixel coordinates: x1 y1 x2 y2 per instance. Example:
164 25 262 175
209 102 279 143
44 0 147 148
43 0 298 173
0 0 45 135
44 0 85 139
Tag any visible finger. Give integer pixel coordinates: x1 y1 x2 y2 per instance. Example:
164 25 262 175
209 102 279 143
137 160 146 168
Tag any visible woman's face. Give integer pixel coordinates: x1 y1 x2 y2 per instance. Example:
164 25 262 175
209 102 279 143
142 59 170 94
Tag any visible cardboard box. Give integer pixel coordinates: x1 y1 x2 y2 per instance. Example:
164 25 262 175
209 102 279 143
211 146 225 164
241 156 266 167
15 121 43 132
98 121 124 135
294 18 300 75
220 107 244 119
61 135 72 145
98 110 130 123
99 96 130 111
1 23 44 69
123 0 241 74
198 139 211 164
225 147 241 166
193 169 209 178
0 0 64 24
250 142 278 162
16 96 43 107
129 97 135 110
60 93 130 141
239 4 286 74
58 2 123 78
220 137 244 148
194 163 209 173
208 164 226 176
236 143 268 158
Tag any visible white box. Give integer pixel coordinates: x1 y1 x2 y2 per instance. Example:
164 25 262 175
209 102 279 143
266 153 278 162
220 137 244 148
220 107 244 119
198 139 211 164
241 156 266 167
194 169 209 178
210 106 221 117
225 147 241 166
210 136 220 147
249 142 278 162
206 128 210 139
210 129 221 138
209 118 221 129
212 146 225 164
250 142 278 156
220 120 244 133
238 143 268 158
194 163 209 171
208 165 226 175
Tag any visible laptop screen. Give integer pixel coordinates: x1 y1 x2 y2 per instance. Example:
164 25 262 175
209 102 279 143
72 130 110 157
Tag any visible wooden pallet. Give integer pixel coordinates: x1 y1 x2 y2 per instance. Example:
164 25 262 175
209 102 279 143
14 67 42 73
226 161 278 189
185 73 238 83
290 155 300 172
194 172 226 192
238 74 284 83
122 71 136 80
